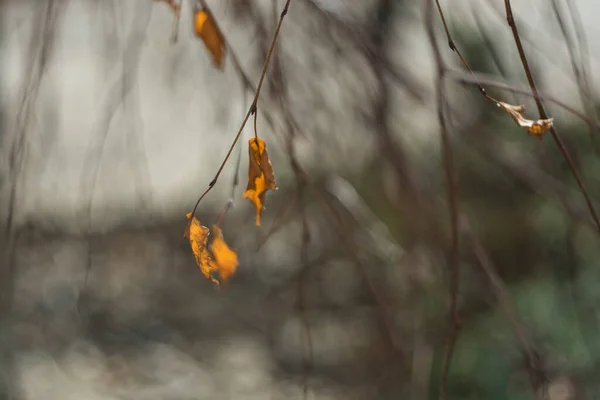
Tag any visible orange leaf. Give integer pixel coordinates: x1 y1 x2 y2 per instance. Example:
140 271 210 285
497 101 553 140
184 212 218 285
194 8 225 69
210 225 239 283
243 138 277 226
184 213 239 286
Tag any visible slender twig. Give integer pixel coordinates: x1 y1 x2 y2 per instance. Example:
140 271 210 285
253 108 259 141
214 146 242 228
301 0 424 102
296 188 313 399
153 0 181 42
79 4 153 229
198 0 281 140
256 190 300 251
230 89 247 202
433 0 600 238
503 0 600 236
461 126 597 232
252 0 307 250
171 0 181 42
460 217 547 397
433 0 493 102
550 0 600 155
565 0 592 75
267 7 403 368
434 0 599 146
371 0 423 227
468 5 511 83
188 0 293 220
213 86 247 229
77 239 94 321
447 69 600 132
313 184 402 350
426 1 461 399
254 1 306 248
268 8 313 387
1 4 62 399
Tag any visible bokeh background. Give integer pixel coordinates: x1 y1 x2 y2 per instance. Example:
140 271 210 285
2 0 600 398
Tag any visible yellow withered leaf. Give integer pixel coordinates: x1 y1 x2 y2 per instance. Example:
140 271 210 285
184 212 218 285
184 213 239 286
497 101 554 140
210 225 239 283
244 138 277 226
194 8 225 69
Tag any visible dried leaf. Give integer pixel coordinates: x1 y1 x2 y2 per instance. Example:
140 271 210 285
244 138 277 226
497 101 554 140
184 212 218 285
184 213 239 286
194 8 225 69
210 225 239 282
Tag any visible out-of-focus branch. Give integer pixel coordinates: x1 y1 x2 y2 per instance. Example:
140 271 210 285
425 2 461 399
300 0 425 103
79 3 153 230
460 216 547 397
261 1 406 372
1 3 65 399
447 68 600 132
469 135 597 233
296 192 312 399
550 0 600 155
371 0 424 240
153 0 181 42
503 0 600 238
197 0 281 141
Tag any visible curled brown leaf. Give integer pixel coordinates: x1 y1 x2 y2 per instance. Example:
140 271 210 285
497 101 554 140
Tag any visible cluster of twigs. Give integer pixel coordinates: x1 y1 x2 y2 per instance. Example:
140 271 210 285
4 0 600 398
427 0 600 398
185 0 600 397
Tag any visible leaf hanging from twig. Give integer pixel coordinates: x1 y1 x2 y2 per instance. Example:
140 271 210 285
496 101 554 140
184 213 239 286
184 212 218 285
244 138 277 226
194 7 226 69
210 225 238 282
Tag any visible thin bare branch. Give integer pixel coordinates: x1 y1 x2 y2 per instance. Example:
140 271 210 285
300 0 425 103
188 0 293 220
425 1 461 399
198 0 281 140
447 68 600 132
503 0 600 237
550 0 600 155
79 3 153 230
461 216 547 397
296 190 313 399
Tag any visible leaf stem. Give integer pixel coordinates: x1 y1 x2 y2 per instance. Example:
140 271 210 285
253 108 259 142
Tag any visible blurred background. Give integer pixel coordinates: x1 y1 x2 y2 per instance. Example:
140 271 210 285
2 0 600 398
